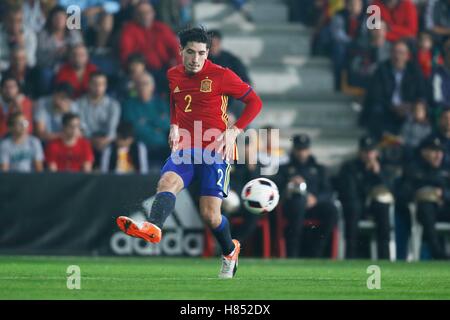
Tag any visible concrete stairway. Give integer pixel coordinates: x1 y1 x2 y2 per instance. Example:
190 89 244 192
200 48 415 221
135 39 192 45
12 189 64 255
194 0 363 171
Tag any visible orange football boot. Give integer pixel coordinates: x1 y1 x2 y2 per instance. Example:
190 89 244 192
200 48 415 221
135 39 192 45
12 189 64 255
116 216 162 243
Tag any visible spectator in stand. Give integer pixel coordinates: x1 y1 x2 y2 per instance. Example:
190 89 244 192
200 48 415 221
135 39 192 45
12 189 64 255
22 0 52 34
207 30 251 85
424 108 450 170
416 31 443 80
0 5 37 72
115 52 147 101
85 11 120 84
121 72 170 165
100 121 149 174
76 71 120 164
0 112 44 172
361 40 427 138
0 76 33 137
425 0 450 46
344 21 391 89
55 44 98 98
45 112 94 172
399 136 450 259
337 136 393 259
119 1 181 92
276 134 338 258
1 46 39 98
154 0 193 29
113 0 139 37
36 5 83 95
371 0 418 42
400 100 432 161
329 0 367 90
34 82 78 142
431 38 450 110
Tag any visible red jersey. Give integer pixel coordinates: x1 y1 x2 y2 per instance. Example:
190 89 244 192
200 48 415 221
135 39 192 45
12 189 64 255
45 137 94 172
167 60 253 149
0 96 33 137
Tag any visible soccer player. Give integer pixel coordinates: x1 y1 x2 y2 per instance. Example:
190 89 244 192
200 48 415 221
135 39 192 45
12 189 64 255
116 27 262 278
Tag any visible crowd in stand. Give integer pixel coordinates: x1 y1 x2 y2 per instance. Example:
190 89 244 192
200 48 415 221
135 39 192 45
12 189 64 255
0 0 195 174
271 0 450 259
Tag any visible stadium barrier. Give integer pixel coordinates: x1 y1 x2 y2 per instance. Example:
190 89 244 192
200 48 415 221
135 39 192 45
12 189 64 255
0 173 205 257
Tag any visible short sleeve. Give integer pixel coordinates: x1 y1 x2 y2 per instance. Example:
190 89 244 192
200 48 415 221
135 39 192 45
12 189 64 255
221 68 252 100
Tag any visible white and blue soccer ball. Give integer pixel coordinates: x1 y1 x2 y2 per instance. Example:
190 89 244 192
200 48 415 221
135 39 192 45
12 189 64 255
241 178 280 214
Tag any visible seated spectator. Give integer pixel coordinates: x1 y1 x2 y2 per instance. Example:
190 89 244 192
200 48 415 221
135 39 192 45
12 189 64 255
399 136 450 259
121 72 170 164
1 46 39 98
431 38 450 110
114 53 147 102
22 0 49 34
45 112 94 172
400 100 432 161
34 82 78 142
344 21 391 90
371 0 418 42
100 121 149 174
424 108 450 169
416 31 443 80
337 136 394 259
0 76 33 137
276 134 338 258
207 30 251 85
55 43 98 98
0 5 37 71
0 112 43 172
36 5 83 95
329 0 367 90
154 0 193 29
425 0 450 46
361 40 427 138
119 1 181 92
85 11 120 83
76 71 120 165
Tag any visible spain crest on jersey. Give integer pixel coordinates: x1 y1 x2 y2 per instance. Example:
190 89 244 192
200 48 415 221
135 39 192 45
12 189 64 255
200 78 212 92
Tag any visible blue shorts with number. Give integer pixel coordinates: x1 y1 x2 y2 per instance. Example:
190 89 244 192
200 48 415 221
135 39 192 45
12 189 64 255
160 148 231 199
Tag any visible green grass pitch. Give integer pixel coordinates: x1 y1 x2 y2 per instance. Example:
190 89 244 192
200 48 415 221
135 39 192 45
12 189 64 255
0 256 449 299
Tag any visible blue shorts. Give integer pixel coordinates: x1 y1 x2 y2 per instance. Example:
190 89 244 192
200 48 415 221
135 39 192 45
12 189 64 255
160 148 231 199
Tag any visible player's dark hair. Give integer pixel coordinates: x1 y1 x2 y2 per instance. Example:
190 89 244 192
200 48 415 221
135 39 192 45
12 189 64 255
178 26 211 49
62 112 80 128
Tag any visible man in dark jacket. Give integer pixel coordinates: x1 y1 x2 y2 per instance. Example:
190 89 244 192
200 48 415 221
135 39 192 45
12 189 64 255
276 134 338 258
361 40 427 138
399 136 450 259
337 136 393 259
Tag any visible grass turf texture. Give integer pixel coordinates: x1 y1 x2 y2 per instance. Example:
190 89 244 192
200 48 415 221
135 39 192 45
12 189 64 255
0 256 449 299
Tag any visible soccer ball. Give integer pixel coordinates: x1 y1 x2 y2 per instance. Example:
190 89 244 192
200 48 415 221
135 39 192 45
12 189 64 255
222 189 241 214
241 178 280 214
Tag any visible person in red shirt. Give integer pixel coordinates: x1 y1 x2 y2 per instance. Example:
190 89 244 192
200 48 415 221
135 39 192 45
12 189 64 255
45 112 94 172
54 44 97 98
116 27 262 279
119 1 181 86
0 76 33 137
372 0 418 42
